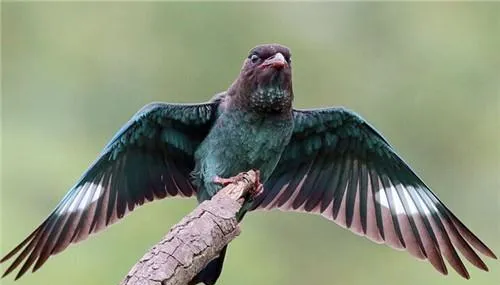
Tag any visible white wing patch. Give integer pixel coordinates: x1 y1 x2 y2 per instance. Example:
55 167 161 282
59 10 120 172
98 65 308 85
63 182 104 214
375 184 434 215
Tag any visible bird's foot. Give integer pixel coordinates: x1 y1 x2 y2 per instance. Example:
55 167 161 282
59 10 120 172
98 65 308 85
213 172 247 186
251 170 264 196
213 170 263 196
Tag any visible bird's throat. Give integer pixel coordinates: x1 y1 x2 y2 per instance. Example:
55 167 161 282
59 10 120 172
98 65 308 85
248 86 292 113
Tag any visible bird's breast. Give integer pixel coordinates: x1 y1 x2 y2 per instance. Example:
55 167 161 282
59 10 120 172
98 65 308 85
193 110 293 200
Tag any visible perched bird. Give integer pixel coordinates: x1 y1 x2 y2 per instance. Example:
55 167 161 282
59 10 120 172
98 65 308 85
1 44 496 284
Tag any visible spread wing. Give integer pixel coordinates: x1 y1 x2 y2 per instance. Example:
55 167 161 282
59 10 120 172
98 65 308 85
1 101 219 279
251 107 496 278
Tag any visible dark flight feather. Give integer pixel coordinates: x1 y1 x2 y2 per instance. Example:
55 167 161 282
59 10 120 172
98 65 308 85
251 107 497 278
1 102 219 279
2 43 495 284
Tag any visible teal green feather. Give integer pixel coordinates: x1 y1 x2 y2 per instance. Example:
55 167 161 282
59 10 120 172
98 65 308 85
194 109 293 202
250 107 496 279
3 42 496 284
0 101 220 279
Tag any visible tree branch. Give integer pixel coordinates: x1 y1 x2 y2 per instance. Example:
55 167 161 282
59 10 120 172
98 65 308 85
120 170 259 285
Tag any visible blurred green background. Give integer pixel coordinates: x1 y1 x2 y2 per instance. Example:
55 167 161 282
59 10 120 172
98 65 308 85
1 2 499 285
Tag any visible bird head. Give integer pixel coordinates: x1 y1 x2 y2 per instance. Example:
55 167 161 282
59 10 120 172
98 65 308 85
228 44 293 113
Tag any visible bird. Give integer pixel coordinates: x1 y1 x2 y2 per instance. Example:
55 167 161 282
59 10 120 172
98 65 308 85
1 43 496 284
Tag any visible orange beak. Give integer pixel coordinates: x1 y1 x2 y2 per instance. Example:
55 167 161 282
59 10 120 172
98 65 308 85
261 52 287 69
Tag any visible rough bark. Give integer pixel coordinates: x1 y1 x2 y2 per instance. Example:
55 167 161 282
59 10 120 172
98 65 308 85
120 170 258 285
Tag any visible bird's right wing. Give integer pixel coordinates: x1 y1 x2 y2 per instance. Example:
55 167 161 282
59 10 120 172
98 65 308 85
1 101 219 279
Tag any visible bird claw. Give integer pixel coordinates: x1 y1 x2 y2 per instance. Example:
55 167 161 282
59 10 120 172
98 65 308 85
213 170 263 197
213 172 247 186
252 182 264 197
251 171 264 196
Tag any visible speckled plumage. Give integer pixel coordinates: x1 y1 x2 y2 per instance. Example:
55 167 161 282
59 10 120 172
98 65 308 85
2 44 496 285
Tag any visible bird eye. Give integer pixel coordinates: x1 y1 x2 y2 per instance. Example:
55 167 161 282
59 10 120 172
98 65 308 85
249 54 260 63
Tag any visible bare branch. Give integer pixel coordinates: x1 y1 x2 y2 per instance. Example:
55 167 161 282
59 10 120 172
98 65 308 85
120 170 258 285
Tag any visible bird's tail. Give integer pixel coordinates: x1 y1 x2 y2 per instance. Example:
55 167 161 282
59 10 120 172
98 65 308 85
188 245 228 285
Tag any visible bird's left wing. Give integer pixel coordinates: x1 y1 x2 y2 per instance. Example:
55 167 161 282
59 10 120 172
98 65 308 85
250 107 496 278
1 101 219 279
